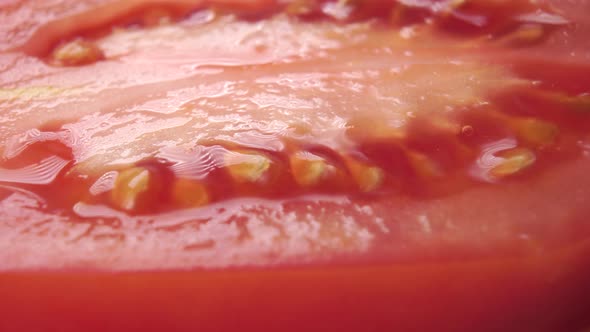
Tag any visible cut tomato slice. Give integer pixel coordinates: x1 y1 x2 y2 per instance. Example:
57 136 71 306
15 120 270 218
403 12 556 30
1 0 590 331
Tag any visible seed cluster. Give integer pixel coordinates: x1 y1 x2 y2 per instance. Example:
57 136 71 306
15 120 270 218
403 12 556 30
96 103 565 214
19 0 584 215
4 83 587 215
104 145 388 214
44 0 558 66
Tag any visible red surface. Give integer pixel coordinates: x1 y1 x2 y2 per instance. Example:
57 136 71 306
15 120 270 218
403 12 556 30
1 1 590 331
2 241 590 331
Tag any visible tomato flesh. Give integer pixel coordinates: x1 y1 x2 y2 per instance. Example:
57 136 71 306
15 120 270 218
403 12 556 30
1 0 590 331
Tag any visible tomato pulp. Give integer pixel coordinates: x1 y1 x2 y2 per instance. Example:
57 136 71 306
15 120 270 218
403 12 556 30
1 0 590 331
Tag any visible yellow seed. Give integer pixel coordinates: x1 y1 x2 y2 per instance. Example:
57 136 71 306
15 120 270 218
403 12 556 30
558 93 590 113
289 122 312 136
407 150 442 178
51 39 105 66
570 93 590 112
111 167 153 212
496 24 545 47
390 4 408 25
528 89 590 113
173 178 209 208
289 152 331 187
439 0 467 16
488 109 559 147
357 166 384 192
346 158 384 192
225 151 272 184
490 148 536 178
286 0 317 16
142 7 173 26
347 116 406 142
512 118 559 146
427 115 462 135
448 0 467 9
0 86 72 101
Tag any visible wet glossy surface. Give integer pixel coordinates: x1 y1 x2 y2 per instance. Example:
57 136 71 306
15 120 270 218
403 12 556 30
2 1 590 331
1 0 590 271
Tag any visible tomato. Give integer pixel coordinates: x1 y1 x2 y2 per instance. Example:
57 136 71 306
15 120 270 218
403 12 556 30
1 0 590 331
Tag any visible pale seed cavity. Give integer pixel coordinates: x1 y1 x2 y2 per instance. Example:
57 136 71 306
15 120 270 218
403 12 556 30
490 147 536 178
111 167 154 212
51 39 105 66
225 151 272 184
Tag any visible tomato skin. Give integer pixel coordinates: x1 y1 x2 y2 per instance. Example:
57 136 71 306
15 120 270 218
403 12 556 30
2 241 589 332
